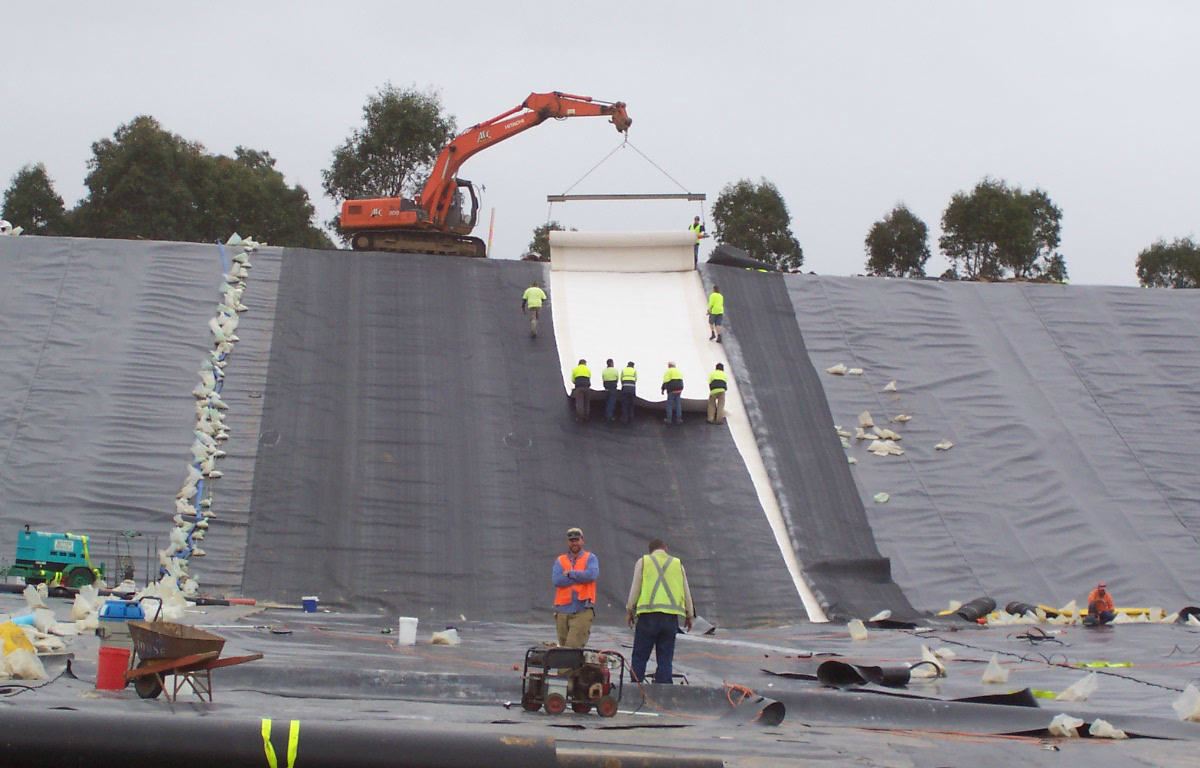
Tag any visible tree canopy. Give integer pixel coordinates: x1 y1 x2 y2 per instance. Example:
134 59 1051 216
1136 237 1200 288
864 204 931 277
523 221 575 262
6 116 332 247
1 163 66 235
939 178 1065 281
321 84 456 234
710 178 803 272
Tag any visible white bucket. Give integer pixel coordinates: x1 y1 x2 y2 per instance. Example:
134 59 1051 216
397 617 418 645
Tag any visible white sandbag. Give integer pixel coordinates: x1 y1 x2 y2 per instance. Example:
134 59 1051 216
869 610 892 622
855 427 878 441
981 653 1009 684
876 428 901 440
1186 614 1200 628
883 380 897 392
50 622 79 637
32 609 56 633
873 492 889 503
1056 672 1097 702
6 649 47 680
890 414 912 423
430 628 461 646
847 619 868 641
1058 600 1078 619
835 426 851 437
1173 683 1200 722
75 614 100 633
825 364 846 375
71 593 95 621
935 439 953 451
847 457 857 464
1088 719 1127 739
846 368 863 376
932 647 955 660
1111 611 1134 624
22 585 48 610
858 411 874 428
34 634 66 652
1047 713 1084 738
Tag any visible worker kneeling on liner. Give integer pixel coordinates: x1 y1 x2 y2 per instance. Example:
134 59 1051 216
626 538 694 684
1084 581 1116 626
552 527 598 647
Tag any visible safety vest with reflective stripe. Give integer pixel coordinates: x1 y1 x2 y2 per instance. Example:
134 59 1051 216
689 222 704 241
555 552 596 605
621 366 637 385
636 551 685 616
708 369 728 392
571 364 591 387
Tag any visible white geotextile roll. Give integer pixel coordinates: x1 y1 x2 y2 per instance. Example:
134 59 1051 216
549 231 695 272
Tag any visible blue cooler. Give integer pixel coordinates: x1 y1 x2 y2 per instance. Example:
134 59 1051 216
96 599 145 651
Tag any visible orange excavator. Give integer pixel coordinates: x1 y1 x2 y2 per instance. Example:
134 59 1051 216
339 92 631 258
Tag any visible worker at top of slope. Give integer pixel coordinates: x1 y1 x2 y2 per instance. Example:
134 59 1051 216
689 216 707 267
625 537 694 684
661 362 684 425
707 285 724 343
1083 582 1116 626
522 281 547 338
552 527 599 647
707 363 728 425
602 359 620 423
620 361 638 424
571 359 592 424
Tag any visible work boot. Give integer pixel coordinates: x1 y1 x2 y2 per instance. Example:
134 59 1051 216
709 332 715 340
716 335 722 343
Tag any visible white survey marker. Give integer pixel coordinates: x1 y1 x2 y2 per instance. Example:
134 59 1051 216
548 230 827 622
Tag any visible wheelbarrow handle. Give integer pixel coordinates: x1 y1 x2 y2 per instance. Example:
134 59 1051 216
138 595 164 622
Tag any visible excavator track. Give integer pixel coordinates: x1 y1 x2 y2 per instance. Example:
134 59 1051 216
349 230 487 259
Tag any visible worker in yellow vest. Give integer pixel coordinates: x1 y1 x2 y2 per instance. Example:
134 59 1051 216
625 538 694 683
521 281 547 338
619 361 638 423
661 362 684 425
707 363 728 424
601 359 620 422
552 527 599 647
570 359 591 423
706 285 724 343
689 216 707 266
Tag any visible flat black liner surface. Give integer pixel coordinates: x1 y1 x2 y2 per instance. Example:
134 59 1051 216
707 265 916 621
243 249 804 627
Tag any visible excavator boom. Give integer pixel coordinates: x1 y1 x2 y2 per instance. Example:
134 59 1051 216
340 92 630 256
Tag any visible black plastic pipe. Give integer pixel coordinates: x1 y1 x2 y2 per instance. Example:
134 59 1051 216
0 708 557 768
954 596 996 622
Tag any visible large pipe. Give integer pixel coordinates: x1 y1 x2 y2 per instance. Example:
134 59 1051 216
0 709 557 768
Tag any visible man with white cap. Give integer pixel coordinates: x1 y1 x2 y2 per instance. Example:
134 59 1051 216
551 527 599 647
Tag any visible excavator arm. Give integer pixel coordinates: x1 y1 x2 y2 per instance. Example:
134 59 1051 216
421 92 631 229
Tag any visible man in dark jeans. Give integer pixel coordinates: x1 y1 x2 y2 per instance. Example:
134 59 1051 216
619 361 637 423
625 538 694 684
661 362 684 424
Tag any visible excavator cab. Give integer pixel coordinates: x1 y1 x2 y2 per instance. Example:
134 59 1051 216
443 179 480 235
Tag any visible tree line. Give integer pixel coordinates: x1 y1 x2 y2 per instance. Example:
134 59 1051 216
4 84 1196 287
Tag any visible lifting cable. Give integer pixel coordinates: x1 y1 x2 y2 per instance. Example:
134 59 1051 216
547 139 707 230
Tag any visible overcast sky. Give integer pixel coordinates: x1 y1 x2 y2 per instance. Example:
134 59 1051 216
3 2 1196 285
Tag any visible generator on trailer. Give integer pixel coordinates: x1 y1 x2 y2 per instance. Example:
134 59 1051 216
1 527 105 588
520 646 625 717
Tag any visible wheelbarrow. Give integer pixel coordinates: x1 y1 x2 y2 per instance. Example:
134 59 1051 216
123 602 261 701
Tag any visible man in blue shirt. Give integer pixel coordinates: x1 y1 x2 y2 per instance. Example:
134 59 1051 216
551 527 599 647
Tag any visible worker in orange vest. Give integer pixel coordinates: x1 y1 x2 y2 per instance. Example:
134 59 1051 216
1083 581 1116 626
552 527 599 647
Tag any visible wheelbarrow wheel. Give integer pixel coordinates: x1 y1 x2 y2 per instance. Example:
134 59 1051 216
133 660 163 699
544 693 567 715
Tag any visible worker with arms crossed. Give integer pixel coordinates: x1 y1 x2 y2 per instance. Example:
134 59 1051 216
625 538 694 683
552 527 599 647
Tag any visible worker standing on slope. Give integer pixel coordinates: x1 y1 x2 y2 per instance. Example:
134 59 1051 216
602 359 620 422
625 538 694 683
707 285 724 343
661 362 684 425
689 216 707 267
1083 582 1116 626
571 359 592 423
707 363 728 425
552 527 599 647
522 281 548 338
620 361 638 424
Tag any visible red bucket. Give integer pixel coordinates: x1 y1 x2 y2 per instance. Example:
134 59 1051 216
96 646 131 690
